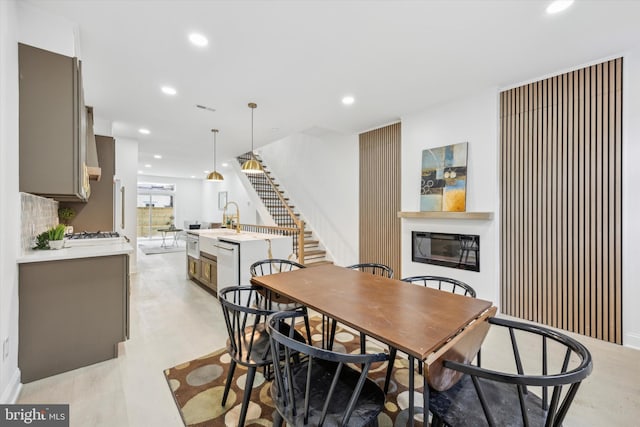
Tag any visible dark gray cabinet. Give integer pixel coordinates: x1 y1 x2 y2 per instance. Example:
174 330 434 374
18 254 129 382
60 135 115 231
18 43 89 201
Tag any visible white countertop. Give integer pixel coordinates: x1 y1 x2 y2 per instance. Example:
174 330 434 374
17 242 134 264
189 229 291 243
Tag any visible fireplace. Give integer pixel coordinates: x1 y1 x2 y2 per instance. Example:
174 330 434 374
411 231 480 272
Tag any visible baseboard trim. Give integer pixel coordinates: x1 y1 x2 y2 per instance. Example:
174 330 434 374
0 368 22 404
623 332 640 350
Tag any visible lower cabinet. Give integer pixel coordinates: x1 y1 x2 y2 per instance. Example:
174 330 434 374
187 252 217 294
187 255 200 280
199 252 217 293
18 254 130 383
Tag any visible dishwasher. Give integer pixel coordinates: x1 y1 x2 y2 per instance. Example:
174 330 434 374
215 240 240 297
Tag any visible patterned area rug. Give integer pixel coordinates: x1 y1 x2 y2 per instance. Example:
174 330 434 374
164 317 426 426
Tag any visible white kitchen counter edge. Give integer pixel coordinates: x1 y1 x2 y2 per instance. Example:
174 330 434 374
188 229 291 242
17 242 135 264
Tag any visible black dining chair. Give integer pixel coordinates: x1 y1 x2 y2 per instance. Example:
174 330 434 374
427 317 593 427
346 262 394 279
401 275 476 297
249 258 312 343
250 258 306 277
268 310 388 427
218 285 307 427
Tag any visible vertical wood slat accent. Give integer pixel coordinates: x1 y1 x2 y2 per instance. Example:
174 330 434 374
500 58 622 344
359 122 401 278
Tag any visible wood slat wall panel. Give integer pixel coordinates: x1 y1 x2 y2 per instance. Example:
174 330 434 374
359 123 401 278
500 59 622 344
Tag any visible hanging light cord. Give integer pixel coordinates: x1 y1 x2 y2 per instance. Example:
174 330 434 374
250 106 254 154
213 129 217 170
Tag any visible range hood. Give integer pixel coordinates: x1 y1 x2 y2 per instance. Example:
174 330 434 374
86 106 102 181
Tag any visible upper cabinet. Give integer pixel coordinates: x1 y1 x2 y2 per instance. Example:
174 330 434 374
18 43 90 202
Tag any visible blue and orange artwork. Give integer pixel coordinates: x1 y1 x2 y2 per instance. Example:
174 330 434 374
420 142 468 212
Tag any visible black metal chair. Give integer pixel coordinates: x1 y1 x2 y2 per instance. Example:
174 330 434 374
427 317 593 427
346 262 394 279
218 285 307 427
401 275 476 297
268 310 388 427
250 258 312 343
250 258 306 277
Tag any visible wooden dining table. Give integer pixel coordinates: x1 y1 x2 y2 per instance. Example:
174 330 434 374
250 263 495 425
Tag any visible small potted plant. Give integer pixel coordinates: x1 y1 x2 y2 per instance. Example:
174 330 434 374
58 207 76 234
167 215 176 230
33 224 67 250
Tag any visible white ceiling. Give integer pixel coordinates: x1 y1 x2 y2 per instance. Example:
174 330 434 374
26 0 640 179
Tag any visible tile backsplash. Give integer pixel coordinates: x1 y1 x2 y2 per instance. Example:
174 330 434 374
20 192 59 253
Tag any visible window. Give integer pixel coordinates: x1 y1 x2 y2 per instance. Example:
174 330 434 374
137 183 176 239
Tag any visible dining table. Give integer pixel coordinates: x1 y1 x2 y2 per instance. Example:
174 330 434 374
250 263 495 425
157 227 182 248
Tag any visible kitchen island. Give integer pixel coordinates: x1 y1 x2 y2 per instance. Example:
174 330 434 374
186 229 293 295
17 242 133 382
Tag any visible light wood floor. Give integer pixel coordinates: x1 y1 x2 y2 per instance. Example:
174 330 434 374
17 250 640 426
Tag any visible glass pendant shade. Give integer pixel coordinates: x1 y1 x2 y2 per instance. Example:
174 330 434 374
207 129 224 181
241 102 263 174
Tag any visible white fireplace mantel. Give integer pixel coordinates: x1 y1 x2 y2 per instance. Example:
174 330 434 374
397 211 494 220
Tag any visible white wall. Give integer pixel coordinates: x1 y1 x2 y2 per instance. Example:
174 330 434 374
400 89 499 303
17 1 77 57
258 132 359 266
0 0 21 403
201 163 256 226
622 50 640 348
115 138 139 273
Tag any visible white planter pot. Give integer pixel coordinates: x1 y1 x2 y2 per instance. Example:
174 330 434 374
48 240 65 250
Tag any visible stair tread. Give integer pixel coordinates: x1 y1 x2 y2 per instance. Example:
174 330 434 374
305 260 333 267
304 249 326 256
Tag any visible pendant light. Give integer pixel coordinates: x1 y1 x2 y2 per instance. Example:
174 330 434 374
241 102 263 173
206 129 224 181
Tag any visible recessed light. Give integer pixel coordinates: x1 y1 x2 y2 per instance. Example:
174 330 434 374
188 33 208 47
161 86 177 96
153 154 162 159
221 163 229 167
138 170 143 174
204 170 210 174
342 95 355 105
139 128 150 135
190 175 196 178
144 164 152 168
546 0 574 14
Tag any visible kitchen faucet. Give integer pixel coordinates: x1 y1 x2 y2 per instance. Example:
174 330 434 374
223 201 241 233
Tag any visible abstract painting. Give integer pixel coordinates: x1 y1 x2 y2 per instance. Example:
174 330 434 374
420 142 468 212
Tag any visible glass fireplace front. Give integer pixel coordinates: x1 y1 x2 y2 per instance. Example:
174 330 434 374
411 231 480 272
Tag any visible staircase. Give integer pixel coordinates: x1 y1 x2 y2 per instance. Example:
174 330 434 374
237 152 331 266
